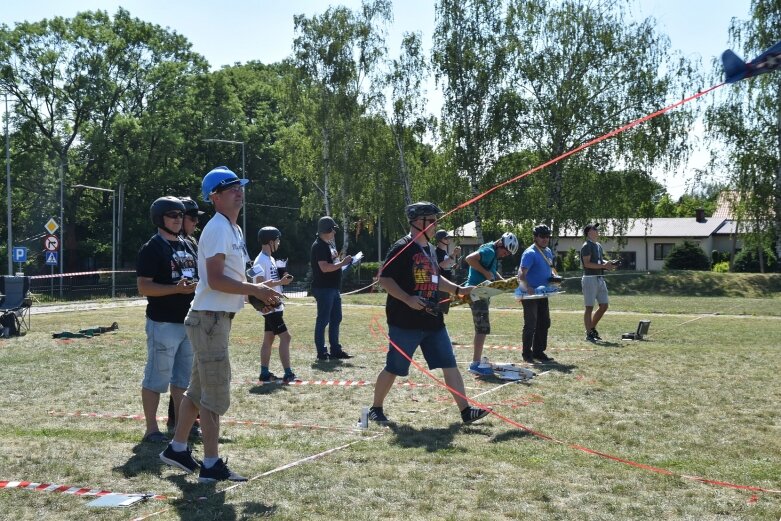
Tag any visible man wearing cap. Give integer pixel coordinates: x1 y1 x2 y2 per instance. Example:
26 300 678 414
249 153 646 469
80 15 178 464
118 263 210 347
367 201 489 425
160 166 282 483
434 230 461 315
518 225 556 363
310 216 353 361
580 223 617 342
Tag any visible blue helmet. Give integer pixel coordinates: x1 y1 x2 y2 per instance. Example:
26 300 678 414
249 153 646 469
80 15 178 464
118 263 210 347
201 166 250 203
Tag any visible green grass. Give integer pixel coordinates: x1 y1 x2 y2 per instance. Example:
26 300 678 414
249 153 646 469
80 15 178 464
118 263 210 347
1 285 780 520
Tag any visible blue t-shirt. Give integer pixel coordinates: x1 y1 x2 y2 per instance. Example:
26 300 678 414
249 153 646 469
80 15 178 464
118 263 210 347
466 243 498 285
519 244 553 288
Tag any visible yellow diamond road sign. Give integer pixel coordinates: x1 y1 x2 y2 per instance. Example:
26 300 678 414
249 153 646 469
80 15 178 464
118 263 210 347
45 218 59 234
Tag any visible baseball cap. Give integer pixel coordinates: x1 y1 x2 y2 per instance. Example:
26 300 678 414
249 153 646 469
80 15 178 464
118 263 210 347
583 223 599 235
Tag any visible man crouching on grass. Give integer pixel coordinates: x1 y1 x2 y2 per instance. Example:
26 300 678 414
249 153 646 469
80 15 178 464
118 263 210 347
159 166 282 483
367 201 490 426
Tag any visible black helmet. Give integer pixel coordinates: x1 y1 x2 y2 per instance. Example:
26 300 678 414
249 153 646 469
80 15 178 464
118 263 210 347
533 224 551 238
434 229 452 242
318 216 338 234
258 226 281 245
405 201 443 222
179 196 204 217
150 197 186 230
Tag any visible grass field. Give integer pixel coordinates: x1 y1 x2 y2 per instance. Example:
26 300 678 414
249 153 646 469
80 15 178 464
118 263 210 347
1 288 780 520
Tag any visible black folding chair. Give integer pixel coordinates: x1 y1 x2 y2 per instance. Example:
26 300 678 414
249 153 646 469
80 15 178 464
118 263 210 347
0 276 32 336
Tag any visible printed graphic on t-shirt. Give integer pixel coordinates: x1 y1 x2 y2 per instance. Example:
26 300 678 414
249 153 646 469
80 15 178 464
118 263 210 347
412 252 437 300
170 248 197 281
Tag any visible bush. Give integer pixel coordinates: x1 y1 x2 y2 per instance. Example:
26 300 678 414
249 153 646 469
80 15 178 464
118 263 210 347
711 250 729 265
561 248 580 271
663 240 711 271
712 261 730 273
732 247 779 273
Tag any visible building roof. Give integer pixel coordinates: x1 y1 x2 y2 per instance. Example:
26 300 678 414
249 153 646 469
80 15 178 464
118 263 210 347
452 217 735 240
713 191 738 219
558 218 728 238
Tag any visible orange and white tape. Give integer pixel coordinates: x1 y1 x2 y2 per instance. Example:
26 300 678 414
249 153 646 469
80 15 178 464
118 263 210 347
0 479 166 500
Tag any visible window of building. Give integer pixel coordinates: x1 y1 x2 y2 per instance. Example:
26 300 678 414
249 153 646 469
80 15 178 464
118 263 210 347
654 243 674 260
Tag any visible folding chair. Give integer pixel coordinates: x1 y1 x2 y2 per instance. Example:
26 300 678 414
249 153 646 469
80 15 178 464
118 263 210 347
0 276 32 336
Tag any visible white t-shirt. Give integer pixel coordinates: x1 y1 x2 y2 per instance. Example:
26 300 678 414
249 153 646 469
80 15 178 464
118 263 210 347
250 251 284 315
191 212 249 313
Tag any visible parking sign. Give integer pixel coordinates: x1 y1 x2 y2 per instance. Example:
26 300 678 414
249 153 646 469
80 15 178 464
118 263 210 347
12 247 27 263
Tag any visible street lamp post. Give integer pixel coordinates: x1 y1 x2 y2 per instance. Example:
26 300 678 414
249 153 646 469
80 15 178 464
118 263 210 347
73 184 115 298
4 92 12 275
202 138 246 232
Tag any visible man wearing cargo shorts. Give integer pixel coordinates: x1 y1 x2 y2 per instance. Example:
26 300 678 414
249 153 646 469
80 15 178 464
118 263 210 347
580 223 617 342
160 166 281 483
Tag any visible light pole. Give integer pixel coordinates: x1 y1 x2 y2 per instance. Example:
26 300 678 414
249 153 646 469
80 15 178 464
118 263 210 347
202 138 246 232
4 92 12 275
73 184 115 298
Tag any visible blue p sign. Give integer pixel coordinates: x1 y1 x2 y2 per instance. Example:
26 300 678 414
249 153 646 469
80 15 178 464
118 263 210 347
12 247 27 263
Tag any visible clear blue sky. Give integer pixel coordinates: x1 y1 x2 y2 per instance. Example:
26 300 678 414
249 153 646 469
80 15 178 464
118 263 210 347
2 0 754 197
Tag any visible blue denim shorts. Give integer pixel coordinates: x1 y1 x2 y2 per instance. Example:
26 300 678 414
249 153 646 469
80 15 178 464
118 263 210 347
142 319 193 393
384 325 457 377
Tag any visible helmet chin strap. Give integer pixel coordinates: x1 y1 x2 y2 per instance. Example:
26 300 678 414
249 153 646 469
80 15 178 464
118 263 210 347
160 225 181 237
410 221 433 242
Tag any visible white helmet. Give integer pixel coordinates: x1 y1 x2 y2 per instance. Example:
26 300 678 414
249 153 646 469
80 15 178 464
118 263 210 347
501 232 519 255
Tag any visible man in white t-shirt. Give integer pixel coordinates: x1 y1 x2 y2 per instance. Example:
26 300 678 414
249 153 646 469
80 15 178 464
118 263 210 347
160 166 282 483
250 226 296 383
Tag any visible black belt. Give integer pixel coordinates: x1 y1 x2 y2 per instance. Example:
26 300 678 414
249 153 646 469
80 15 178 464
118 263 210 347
197 310 236 320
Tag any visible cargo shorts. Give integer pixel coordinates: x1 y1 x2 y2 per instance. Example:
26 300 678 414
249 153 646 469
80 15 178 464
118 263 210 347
183 310 234 416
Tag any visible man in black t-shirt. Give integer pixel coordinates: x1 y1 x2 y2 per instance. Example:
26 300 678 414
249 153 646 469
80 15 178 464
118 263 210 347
367 202 490 426
137 197 198 443
310 216 353 361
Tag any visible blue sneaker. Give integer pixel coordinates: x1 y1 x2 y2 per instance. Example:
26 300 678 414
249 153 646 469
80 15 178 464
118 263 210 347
468 360 494 376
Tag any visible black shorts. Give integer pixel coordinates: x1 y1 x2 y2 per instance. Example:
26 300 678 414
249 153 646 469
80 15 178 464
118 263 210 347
263 311 288 335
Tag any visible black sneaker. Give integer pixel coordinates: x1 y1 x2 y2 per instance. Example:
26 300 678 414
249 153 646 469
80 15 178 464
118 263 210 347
533 352 554 363
330 350 353 359
259 372 279 382
591 328 602 341
585 330 597 342
160 444 200 473
522 352 534 364
198 458 247 483
282 372 299 384
316 353 330 361
461 406 490 424
367 406 390 425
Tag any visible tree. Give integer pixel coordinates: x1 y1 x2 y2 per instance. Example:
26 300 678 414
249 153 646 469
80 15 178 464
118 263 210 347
706 0 781 267
433 0 507 243
386 32 431 206
501 0 697 251
289 0 392 253
0 9 207 270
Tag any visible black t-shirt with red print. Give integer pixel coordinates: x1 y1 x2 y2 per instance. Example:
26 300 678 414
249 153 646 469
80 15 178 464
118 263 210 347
381 235 444 331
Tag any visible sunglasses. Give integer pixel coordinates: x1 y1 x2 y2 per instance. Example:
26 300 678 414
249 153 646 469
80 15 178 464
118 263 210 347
164 211 184 219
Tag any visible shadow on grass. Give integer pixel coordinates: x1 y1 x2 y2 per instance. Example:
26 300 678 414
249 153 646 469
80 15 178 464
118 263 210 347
114 440 167 478
489 428 535 444
387 422 472 453
166 475 276 520
534 361 576 374
248 383 288 396
309 358 351 373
